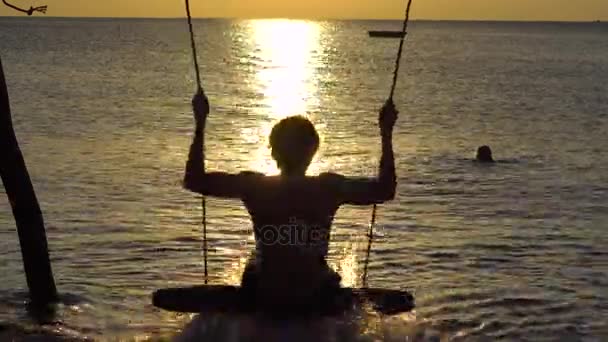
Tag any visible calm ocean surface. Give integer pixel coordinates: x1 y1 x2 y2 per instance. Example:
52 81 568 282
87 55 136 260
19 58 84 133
0 18 607 341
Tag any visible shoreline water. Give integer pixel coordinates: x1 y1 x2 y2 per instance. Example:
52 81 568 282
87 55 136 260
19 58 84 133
0 323 81 341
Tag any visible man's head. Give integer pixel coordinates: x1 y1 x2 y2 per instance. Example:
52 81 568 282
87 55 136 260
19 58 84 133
269 116 320 175
476 145 494 163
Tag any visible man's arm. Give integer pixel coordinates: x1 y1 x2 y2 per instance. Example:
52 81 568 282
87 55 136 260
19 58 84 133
183 91 258 198
329 100 398 205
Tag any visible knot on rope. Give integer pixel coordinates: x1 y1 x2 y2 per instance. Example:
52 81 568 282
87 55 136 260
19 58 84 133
2 1 47 15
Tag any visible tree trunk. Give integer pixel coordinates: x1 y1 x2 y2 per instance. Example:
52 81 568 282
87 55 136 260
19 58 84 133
0 56 58 305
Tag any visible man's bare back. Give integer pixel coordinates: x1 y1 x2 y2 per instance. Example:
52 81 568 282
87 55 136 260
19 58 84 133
243 172 338 258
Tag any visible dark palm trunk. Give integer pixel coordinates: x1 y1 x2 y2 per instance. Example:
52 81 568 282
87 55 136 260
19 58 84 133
0 56 58 306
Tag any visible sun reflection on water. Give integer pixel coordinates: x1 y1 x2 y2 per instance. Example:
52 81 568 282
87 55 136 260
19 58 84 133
244 19 326 176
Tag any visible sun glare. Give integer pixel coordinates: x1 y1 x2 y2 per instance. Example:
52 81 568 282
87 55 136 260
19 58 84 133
243 19 325 175
253 20 320 117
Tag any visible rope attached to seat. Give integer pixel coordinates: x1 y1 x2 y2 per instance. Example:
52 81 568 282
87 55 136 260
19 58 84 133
363 0 414 288
184 0 208 285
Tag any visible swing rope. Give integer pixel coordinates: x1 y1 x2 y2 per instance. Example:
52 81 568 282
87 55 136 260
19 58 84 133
363 0 414 288
389 0 415 101
184 0 209 285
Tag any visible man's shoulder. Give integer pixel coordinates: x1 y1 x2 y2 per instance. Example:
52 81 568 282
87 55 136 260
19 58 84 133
319 171 343 176
238 171 266 178
318 172 346 183
236 171 268 190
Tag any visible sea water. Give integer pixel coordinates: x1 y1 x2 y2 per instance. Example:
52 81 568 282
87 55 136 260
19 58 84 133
0 18 607 340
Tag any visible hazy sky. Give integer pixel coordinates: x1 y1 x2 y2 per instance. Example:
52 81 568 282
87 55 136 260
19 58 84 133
1 0 607 21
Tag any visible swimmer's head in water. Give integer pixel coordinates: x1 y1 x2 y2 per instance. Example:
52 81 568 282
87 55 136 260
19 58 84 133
476 145 494 163
270 116 320 175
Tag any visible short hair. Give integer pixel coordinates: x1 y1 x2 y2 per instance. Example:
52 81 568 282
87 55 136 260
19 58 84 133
269 116 320 170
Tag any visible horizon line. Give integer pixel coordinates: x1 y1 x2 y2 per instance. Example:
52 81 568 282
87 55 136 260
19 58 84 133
0 15 605 23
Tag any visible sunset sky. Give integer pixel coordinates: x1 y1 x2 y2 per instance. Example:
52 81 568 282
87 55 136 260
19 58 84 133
0 0 607 21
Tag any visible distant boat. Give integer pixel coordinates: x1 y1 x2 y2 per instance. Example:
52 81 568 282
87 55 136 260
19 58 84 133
368 30 405 38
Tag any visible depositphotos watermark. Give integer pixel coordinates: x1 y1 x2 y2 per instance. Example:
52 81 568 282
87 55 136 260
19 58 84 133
256 217 330 247
236 218 391 247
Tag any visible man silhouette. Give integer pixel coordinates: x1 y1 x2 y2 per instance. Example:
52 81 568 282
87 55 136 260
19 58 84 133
183 91 399 306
